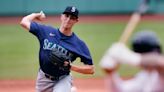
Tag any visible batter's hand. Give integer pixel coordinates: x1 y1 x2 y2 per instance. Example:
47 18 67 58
109 42 141 66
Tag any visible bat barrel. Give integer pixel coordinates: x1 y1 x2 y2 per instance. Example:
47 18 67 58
119 0 150 44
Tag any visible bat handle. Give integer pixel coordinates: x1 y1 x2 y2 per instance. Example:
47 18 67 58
119 13 141 44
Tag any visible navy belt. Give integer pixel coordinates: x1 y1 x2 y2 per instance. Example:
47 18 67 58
45 74 59 81
44 73 69 81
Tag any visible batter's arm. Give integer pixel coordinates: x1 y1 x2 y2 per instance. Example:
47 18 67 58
20 11 45 30
70 64 94 74
140 53 164 72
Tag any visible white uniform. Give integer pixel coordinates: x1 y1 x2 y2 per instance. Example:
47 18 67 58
107 70 164 92
100 43 164 92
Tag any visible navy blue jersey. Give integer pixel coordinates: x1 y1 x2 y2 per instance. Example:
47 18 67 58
29 22 93 77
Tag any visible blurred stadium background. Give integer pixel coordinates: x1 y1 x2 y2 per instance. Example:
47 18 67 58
0 0 164 80
1 0 164 16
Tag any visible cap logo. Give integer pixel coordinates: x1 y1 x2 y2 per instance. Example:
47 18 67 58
71 7 76 12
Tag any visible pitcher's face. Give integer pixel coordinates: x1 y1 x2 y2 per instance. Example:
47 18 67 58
61 13 78 29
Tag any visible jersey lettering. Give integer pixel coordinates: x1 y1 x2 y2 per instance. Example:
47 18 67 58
43 39 73 60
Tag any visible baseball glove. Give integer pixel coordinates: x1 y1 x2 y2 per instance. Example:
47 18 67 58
49 48 71 72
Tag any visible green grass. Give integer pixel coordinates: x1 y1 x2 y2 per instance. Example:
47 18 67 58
0 21 164 79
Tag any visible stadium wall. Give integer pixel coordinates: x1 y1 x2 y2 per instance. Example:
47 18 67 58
0 0 163 16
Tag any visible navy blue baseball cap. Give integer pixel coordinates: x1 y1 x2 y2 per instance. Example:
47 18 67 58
62 6 79 18
131 30 162 53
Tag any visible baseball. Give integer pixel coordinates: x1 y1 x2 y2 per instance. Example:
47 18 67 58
40 10 46 19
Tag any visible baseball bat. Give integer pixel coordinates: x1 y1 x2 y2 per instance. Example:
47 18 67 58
119 0 150 44
119 12 141 44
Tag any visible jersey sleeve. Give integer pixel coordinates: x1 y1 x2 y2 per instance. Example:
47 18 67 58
29 22 46 40
79 42 93 65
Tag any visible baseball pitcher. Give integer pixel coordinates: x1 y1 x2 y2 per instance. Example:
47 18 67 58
20 6 94 92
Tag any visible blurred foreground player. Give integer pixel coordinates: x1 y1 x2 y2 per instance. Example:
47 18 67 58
100 30 164 92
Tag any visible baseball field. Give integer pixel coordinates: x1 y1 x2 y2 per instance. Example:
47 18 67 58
0 15 164 92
